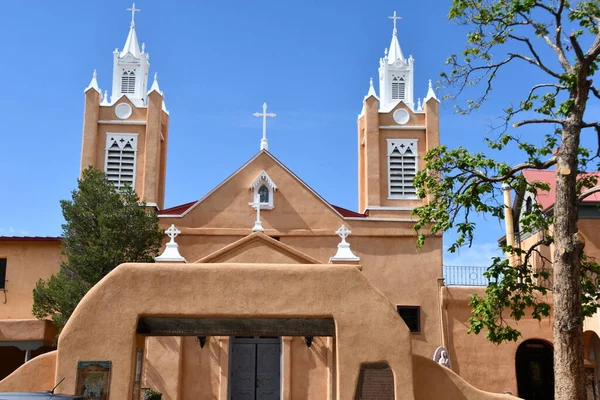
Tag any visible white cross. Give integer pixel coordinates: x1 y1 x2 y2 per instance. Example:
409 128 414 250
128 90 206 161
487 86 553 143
253 102 277 151
388 11 402 33
127 3 141 26
251 198 264 232
165 224 181 243
336 225 351 244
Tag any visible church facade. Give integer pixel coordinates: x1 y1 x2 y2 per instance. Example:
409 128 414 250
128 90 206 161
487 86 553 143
2 7 600 400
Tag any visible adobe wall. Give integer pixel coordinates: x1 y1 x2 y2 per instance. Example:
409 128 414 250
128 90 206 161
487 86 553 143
0 239 62 320
55 263 416 400
442 286 553 395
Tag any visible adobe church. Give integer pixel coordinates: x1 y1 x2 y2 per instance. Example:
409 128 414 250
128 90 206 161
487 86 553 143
2 5 600 400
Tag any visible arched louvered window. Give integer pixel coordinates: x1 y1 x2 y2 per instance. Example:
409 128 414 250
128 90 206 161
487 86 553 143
387 139 418 199
105 134 138 190
392 75 406 100
258 185 269 203
121 70 136 94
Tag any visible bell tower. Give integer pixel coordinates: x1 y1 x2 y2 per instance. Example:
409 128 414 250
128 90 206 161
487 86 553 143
80 4 170 209
357 12 440 218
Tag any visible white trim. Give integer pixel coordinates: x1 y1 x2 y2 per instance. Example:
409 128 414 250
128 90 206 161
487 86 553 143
98 120 146 126
156 150 347 219
145 202 158 207
379 125 426 130
366 206 414 211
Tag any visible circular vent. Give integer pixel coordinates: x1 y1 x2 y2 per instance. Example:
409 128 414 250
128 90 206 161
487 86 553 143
115 103 133 120
393 109 410 125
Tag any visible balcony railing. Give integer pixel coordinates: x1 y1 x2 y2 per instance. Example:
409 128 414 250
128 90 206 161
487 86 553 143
443 265 492 286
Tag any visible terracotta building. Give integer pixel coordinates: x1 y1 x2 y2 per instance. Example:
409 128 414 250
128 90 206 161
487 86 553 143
1 7 598 400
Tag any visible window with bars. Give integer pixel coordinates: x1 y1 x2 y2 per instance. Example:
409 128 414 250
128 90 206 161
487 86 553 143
391 75 406 100
387 139 418 198
0 258 6 290
121 70 136 94
105 134 138 190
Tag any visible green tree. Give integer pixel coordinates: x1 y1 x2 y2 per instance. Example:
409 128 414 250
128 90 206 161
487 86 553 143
33 167 164 328
413 1 600 398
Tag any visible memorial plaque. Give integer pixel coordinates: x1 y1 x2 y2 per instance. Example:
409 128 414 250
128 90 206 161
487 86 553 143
354 363 394 400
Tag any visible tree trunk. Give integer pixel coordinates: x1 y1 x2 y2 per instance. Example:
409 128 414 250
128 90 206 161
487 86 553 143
552 113 586 399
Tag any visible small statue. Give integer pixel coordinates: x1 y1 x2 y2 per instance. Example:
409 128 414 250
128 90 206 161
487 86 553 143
433 346 452 369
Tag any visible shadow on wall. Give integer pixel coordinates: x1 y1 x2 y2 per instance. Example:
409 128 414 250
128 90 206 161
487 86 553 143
292 336 329 398
144 337 181 399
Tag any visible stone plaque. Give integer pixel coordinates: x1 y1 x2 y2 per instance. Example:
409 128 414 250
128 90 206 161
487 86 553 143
354 363 394 400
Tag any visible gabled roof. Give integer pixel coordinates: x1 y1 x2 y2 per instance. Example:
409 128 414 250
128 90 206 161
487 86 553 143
157 150 366 219
522 169 600 211
195 232 322 264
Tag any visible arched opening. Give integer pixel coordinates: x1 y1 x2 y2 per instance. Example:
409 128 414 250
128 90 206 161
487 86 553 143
584 331 600 399
516 339 554 400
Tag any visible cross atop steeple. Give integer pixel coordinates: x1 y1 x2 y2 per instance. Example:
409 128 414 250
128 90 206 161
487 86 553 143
253 102 277 151
388 11 401 33
127 3 141 27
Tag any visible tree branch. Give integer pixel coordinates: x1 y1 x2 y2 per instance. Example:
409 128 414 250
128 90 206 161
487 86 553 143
578 186 600 202
472 157 557 183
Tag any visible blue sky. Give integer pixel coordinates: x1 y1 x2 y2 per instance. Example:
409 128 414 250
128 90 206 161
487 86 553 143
1 0 591 266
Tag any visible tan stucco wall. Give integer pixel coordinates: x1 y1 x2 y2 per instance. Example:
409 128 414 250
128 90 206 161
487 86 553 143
442 286 553 396
0 350 56 392
0 239 62 320
54 262 416 400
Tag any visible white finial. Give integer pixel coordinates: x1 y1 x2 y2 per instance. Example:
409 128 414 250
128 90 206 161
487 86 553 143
101 90 109 105
388 11 402 34
253 102 277 151
384 47 388 57
155 224 186 262
424 79 439 102
251 198 264 232
365 77 378 99
127 3 141 27
330 224 360 262
417 98 423 111
141 43 146 53
85 69 100 93
148 72 161 94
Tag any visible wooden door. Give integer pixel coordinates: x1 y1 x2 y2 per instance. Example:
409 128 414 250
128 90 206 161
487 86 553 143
230 337 281 400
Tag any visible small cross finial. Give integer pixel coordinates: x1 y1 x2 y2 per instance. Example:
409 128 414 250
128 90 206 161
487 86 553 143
127 3 141 27
369 77 374 87
154 72 158 81
428 79 433 89
165 224 181 243
336 224 351 244
253 102 277 151
388 11 402 33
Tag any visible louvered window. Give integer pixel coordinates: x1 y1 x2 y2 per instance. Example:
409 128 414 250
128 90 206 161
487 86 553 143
121 70 136 94
105 134 138 190
388 139 418 198
392 75 406 100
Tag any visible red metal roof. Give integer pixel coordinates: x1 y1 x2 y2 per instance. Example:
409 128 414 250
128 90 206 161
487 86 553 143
159 200 197 216
522 169 600 210
0 236 61 242
159 200 367 218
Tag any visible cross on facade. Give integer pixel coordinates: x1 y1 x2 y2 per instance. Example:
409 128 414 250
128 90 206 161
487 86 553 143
336 225 351 244
388 11 402 33
165 224 181 243
251 198 264 232
127 3 141 26
253 102 277 151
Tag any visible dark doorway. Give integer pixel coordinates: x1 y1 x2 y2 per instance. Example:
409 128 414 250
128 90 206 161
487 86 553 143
516 339 554 400
230 337 281 400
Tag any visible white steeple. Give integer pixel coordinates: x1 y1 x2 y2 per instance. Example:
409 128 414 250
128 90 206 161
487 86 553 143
110 3 150 106
85 70 100 93
378 11 415 112
424 79 439 102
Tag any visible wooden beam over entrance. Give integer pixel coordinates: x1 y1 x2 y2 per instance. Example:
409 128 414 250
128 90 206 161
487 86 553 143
137 317 336 337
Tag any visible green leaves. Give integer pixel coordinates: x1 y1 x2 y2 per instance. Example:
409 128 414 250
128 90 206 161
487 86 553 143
32 167 164 329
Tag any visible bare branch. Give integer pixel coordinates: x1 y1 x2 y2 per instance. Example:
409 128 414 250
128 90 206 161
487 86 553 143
472 157 557 183
578 186 600 202
570 33 586 62
507 33 564 78
514 119 565 127
590 86 600 100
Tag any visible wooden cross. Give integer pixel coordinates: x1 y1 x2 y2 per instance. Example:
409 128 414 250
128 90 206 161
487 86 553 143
388 11 402 32
253 102 277 151
336 225 351 244
165 224 181 243
127 3 141 26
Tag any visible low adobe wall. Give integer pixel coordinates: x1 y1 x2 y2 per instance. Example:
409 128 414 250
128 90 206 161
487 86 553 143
55 263 415 400
0 351 56 392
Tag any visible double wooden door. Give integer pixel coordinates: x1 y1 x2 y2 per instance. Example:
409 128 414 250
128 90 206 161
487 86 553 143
230 337 281 400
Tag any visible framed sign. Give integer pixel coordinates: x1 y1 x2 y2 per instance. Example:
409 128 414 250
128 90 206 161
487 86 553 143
75 361 112 400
